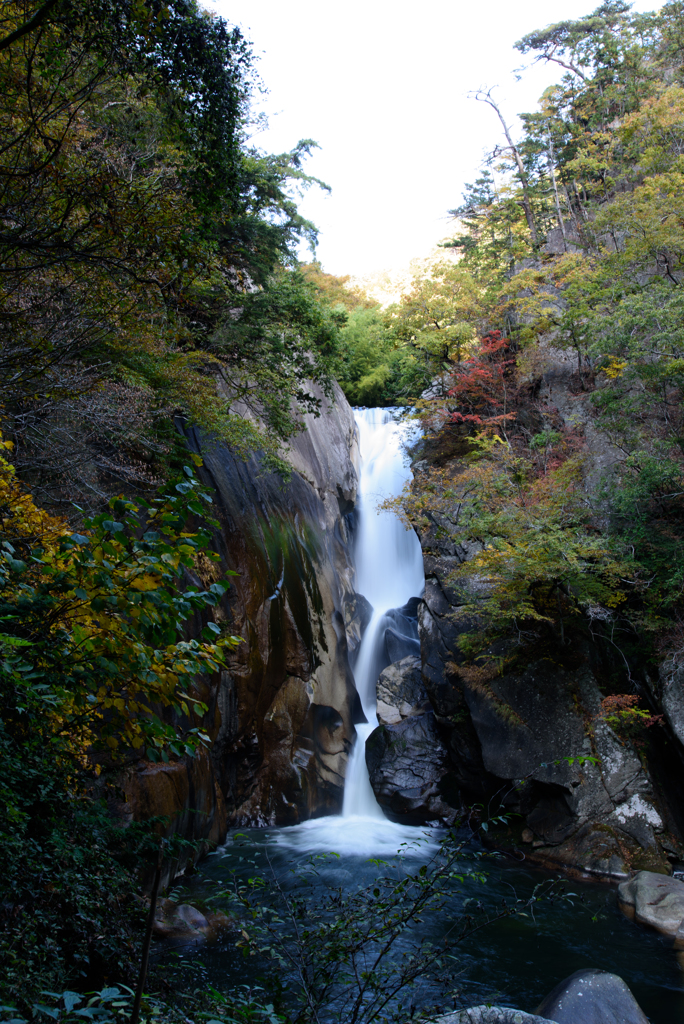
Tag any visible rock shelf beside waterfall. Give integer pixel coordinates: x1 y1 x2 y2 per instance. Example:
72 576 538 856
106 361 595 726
376 655 430 725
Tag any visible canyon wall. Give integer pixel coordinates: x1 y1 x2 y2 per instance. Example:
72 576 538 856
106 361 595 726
365 353 684 880
121 383 363 874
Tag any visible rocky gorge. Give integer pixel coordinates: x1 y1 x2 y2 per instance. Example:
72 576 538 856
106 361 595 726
115 389 684 1024
120 382 364 878
122 379 684 894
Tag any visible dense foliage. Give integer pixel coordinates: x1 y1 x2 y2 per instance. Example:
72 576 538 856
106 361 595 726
0 433 240 1008
0 0 338 1009
0 0 340 514
300 263 446 407
388 0 684 667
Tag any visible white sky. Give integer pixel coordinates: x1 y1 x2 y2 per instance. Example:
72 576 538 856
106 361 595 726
209 0 656 278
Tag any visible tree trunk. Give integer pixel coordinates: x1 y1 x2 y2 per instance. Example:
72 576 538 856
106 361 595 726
476 91 539 248
548 140 567 247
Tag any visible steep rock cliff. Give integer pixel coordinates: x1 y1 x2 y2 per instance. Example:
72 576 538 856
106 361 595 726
121 383 362 865
406 351 684 878
418 568 672 878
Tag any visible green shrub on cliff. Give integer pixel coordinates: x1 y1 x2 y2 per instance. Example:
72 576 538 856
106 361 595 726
397 1 684 663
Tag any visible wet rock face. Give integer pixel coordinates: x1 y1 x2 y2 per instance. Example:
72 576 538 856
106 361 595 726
119 752 226 887
192 382 362 826
376 656 429 726
416 570 670 877
535 968 649 1024
344 591 373 665
366 644 457 822
660 656 684 750
366 709 457 823
122 382 363 838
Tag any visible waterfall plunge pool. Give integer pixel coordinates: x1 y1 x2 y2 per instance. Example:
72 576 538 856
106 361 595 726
172 826 684 1023
166 409 684 1023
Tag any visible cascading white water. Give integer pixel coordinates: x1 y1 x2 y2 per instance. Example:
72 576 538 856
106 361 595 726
341 408 425 820
275 407 429 856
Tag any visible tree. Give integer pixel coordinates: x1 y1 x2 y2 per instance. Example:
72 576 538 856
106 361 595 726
0 0 339 514
472 90 540 248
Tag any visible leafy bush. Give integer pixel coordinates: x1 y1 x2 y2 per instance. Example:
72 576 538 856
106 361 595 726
0 440 239 1008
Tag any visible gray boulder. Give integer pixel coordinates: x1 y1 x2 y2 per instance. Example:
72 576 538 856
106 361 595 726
437 1010 554 1024
365 711 457 822
535 968 648 1024
376 656 430 726
618 869 684 939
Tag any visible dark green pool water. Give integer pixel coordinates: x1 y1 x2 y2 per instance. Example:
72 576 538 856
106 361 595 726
167 821 684 1023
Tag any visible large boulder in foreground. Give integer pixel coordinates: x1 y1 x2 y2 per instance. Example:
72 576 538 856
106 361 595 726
618 870 684 941
431 970 649 1024
437 1010 554 1024
535 968 648 1024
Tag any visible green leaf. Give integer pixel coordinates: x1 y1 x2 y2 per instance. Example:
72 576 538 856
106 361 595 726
63 992 82 1012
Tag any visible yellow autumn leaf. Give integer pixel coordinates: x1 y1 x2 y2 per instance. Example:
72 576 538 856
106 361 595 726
129 573 161 591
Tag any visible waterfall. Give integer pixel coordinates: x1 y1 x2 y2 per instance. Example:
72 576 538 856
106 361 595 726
341 408 425 819
275 407 427 856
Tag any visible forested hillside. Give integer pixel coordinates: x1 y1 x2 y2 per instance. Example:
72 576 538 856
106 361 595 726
0 0 343 514
385 0 684 673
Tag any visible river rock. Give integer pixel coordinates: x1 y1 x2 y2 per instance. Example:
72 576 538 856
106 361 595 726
365 711 458 822
376 656 430 725
153 899 234 943
437 1010 554 1024
618 870 684 939
535 968 649 1024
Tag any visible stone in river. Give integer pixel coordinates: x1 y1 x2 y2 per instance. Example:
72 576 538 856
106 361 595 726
535 968 649 1024
153 898 234 942
618 869 684 938
436 1009 554 1024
